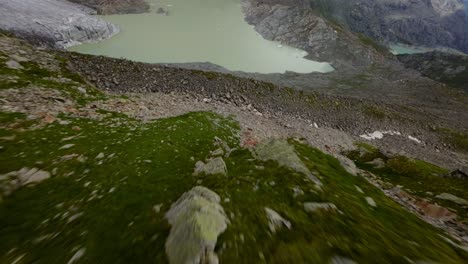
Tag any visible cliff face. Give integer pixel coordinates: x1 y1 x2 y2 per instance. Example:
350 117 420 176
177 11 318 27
0 0 119 49
67 0 150 14
308 0 468 53
242 0 394 68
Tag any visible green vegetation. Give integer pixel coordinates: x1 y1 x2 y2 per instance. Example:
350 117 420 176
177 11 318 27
334 73 371 89
190 69 220 80
437 128 468 154
0 108 467 262
346 143 468 219
1 35 467 263
361 104 387 120
0 50 103 105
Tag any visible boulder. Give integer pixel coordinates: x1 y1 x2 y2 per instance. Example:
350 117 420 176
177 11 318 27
335 155 359 176
253 140 321 185
193 157 227 176
264 207 292 233
304 202 337 213
435 193 468 206
165 186 228 264
415 201 457 221
0 168 51 197
5 60 23 70
447 167 468 180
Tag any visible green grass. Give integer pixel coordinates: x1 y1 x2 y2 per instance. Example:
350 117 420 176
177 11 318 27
0 34 467 263
346 144 468 219
0 53 103 105
0 111 467 263
437 128 468 154
361 104 387 120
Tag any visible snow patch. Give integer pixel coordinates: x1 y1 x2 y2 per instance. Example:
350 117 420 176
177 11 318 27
408 135 422 144
359 131 401 140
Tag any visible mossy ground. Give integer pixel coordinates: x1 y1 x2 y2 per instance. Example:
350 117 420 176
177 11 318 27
0 50 103 105
437 128 468 154
0 36 467 263
0 109 467 263
346 143 468 219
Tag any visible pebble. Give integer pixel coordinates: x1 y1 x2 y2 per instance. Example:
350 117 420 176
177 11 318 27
60 144 75 149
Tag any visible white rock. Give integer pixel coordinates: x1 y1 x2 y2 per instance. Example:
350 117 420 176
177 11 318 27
354 185 364 194
265 207 291 233
60 144 75 149
365 197 377 207
304 202 337 212
67 247 86 264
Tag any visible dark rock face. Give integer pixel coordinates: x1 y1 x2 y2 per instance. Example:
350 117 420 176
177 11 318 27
68 0 150 14
448 167 468 179
241 0 393 68
308 0 468 53
398 51 468 92
0 0 119 49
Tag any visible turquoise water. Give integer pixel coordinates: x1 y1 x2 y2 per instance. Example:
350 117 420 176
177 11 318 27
70 0 334 74
389 44 429 55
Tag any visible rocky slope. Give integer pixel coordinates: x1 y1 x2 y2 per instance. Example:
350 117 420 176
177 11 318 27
1 34 468 263
241 0 394 69
0 0 119 49
398 51 468 92
68 0 150 14
307 0 468 53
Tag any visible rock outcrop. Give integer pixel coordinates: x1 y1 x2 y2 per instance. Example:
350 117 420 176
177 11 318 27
241 0 392 68
0 168 51 200
0 0 119 49
253 140 322 185
68 0 150 15
398 51 468 92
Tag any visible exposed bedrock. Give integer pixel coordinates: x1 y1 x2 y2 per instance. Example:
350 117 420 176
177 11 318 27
241 0 394 69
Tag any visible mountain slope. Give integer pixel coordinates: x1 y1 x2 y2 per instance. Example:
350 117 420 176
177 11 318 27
1 34 468 263
308 0 468 53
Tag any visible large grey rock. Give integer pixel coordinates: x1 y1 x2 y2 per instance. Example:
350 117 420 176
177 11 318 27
265 207 292 233
436 193 468 206
304 202 337 213
165 186 228 264
335 155 359 176
193 157 228 176
447 166 468 179
0 167 51 198
0 0 119 49
253 140 321 185
5 60 23 70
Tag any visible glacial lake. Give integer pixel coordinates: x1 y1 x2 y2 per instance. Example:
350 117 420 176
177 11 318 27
389 44 430 55
69 0 334 74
